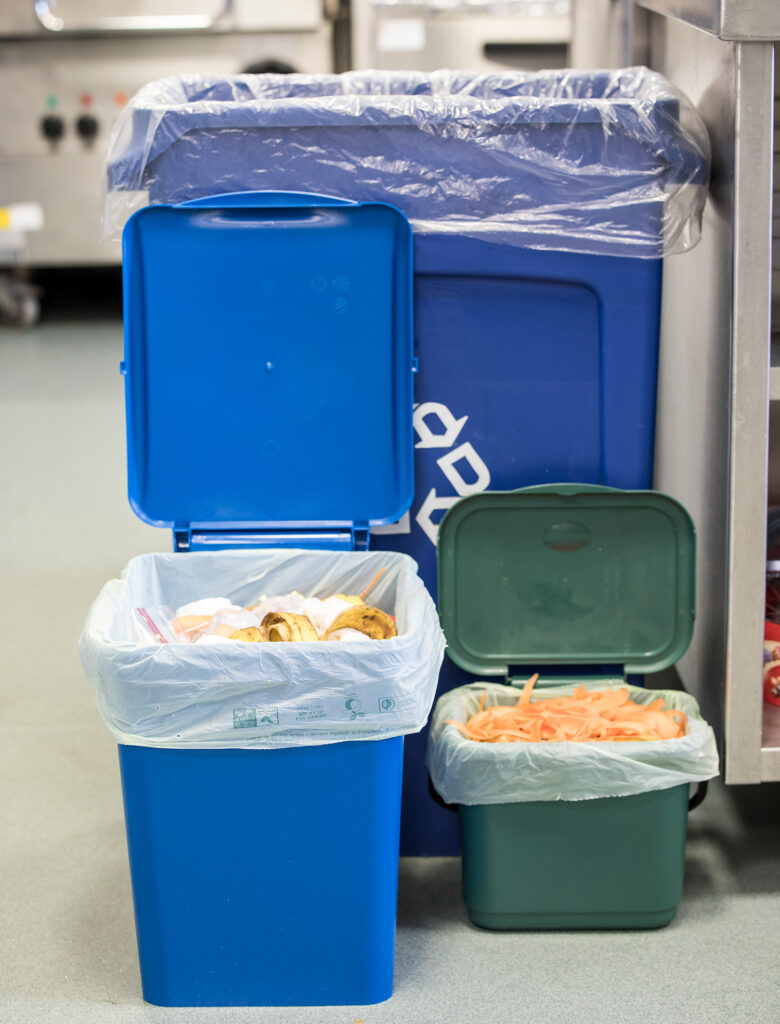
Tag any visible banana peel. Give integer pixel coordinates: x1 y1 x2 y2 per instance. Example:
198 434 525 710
324 606 397 640
261 612 320 643
174 587 394 643
230 627 266 643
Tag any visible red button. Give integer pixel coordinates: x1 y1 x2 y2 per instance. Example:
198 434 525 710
80 93 93 107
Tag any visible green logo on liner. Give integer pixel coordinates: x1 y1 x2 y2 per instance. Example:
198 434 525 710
345 697 365 720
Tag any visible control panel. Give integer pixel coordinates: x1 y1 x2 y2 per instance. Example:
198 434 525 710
35 89 129 152
0 32 332 161
0 47 140 160
0 29 333 264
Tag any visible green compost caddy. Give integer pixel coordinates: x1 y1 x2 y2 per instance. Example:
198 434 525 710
433 484 703 930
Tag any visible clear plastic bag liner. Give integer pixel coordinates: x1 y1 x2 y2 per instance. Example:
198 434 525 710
103 67 709 258
426 681 719 804
79 549 445 749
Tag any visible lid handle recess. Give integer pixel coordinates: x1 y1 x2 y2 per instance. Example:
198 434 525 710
177 191 358 210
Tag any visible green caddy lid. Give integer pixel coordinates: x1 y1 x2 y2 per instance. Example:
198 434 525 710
437 484 695 677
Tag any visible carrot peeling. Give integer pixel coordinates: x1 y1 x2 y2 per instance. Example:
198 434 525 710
447 678 687 744
517 672 540 705
358 567 388 600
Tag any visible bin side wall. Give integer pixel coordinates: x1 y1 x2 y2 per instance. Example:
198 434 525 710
118 738 403 1007
458 784 689 928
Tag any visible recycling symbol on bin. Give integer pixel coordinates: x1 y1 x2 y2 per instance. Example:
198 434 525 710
371 401 492 548
345 696 365 720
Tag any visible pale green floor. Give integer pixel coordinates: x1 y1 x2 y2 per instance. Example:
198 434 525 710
1 312 778 1024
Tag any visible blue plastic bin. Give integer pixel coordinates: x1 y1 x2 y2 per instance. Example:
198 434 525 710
106 69 709 856
107 70 706 260
107 191 422 1006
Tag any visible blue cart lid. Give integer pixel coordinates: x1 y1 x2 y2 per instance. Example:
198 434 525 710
436 484 696 677
122 191 414 534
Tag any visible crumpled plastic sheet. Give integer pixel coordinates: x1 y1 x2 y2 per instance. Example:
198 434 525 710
79 549 445 749
426 681 719 805
103 66 710 258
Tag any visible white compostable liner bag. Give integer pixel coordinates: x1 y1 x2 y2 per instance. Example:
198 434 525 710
80 549 445 748
426 682 719 805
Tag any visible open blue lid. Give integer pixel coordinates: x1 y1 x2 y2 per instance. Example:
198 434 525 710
122 191 414 531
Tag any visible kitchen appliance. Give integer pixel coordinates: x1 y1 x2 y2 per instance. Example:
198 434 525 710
0 1 334 270
351 0 570 73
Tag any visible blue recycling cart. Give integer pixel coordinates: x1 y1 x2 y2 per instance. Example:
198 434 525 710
118 191 415 1006
107 69 710 855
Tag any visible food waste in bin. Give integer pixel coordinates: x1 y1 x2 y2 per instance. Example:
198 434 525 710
82 549 444 749
135 567 397 644
447 673 689 743
429 678 718 806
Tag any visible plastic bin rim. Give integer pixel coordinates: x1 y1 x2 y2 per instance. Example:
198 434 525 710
107 91 694 192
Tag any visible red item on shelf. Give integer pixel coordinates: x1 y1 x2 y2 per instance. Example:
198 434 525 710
764 621 780 642
763 621 780 706
764 663 780 707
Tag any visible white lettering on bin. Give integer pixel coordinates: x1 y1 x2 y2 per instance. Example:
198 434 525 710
437 442 491 496
413 402 468 449
372 400 493 546
415 489 460 546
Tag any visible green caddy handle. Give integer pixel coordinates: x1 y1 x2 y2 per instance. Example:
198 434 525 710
687 780 708 810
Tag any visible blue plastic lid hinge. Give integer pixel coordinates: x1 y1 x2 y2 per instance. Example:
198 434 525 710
173 527 191 552
172 524 373 552
353 524 370 551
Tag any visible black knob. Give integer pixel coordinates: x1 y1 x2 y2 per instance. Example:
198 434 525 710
40 114 65 142
76 114 99 142
242 59 296 75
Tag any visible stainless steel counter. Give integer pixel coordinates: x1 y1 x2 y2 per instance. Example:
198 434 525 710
640 0 780 41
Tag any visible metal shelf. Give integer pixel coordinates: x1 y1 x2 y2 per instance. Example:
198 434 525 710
640 0 780 41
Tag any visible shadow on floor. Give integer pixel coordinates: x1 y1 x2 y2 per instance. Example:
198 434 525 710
685 780 780 897
396 857 466 930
